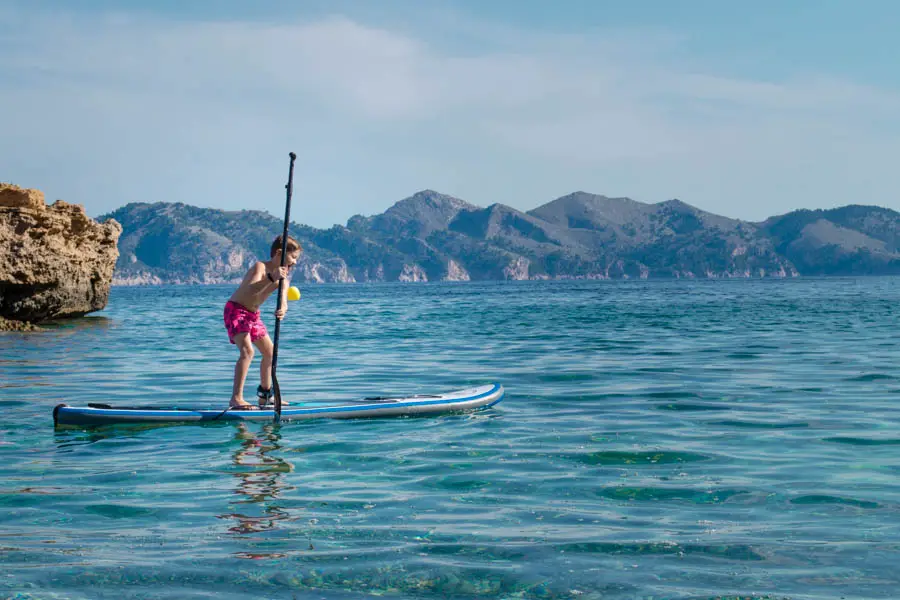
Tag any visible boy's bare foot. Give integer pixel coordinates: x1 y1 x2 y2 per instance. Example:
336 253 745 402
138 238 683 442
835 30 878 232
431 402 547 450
229 398 259 411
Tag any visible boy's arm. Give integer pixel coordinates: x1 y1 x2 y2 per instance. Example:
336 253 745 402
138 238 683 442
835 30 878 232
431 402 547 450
276 277 290 319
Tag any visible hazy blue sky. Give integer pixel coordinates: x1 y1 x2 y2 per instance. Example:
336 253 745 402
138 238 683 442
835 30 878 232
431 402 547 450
2 0 898 228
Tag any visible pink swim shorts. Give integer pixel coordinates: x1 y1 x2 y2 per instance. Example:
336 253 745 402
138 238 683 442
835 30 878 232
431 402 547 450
223 301 268 344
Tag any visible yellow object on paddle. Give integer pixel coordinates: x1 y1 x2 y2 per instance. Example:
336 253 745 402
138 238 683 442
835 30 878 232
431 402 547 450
287 286 301 301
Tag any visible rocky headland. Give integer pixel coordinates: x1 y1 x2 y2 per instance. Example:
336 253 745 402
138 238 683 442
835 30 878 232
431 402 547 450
0 183 122 331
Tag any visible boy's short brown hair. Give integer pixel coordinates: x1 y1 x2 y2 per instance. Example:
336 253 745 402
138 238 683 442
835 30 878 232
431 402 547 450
270 234 302 257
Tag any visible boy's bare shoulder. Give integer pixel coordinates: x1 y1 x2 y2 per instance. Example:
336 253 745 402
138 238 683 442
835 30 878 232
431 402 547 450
240 261 266 281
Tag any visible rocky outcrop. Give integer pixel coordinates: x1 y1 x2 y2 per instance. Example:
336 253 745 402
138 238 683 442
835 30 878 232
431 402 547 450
398 264 427 282
503 257 530 280
112 271 166 286
294 258 357 283
444 259 470 281
0 183 121 326
0 316 43 331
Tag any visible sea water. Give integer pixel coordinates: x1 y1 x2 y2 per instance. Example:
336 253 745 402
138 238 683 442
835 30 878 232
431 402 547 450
1 278 899 599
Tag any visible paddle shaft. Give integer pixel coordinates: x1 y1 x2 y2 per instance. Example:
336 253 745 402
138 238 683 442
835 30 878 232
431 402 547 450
272 151 297 421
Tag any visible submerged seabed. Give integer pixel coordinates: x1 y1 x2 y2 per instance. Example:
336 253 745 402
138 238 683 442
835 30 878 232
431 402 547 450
2 278 899 599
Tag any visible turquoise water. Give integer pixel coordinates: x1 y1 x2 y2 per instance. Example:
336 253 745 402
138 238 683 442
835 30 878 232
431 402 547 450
2 278 899 599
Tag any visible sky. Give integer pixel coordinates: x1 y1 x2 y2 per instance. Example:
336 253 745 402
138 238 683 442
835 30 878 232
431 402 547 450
2 0 899 228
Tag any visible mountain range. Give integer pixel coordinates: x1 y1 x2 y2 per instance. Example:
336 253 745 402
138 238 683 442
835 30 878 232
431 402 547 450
99 190 900 284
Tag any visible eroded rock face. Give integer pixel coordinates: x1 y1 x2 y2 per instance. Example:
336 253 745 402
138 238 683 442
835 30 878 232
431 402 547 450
444 259 470 281
293 258 357 283
503 257 530 280
0 183 122 324
398 264 427 282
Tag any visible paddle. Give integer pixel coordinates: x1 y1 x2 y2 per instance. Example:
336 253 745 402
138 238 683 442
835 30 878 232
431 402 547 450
271 151 297 423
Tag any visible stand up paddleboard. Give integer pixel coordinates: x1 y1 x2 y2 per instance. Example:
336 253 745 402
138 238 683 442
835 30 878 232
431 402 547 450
53 383 504 426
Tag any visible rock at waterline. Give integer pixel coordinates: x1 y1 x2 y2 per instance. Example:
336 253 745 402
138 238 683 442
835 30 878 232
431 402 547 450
0 316 43 332
0 183 122 324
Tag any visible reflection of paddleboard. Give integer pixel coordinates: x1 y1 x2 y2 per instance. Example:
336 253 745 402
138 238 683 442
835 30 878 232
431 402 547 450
53 383 504 426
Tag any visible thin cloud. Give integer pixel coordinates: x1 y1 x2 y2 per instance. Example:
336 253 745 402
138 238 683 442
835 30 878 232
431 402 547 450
1 5 898 224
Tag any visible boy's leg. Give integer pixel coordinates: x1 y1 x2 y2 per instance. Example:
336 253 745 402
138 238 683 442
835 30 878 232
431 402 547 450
231 332 255 407
253 334 274 406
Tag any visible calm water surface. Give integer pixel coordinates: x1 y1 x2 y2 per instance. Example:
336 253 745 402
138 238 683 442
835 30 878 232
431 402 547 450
2 279 899 599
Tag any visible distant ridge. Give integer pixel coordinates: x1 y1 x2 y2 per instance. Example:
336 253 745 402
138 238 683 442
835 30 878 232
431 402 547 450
99 192 900 284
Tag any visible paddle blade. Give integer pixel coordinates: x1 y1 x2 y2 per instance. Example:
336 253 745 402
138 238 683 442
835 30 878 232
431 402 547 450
272 373 282 421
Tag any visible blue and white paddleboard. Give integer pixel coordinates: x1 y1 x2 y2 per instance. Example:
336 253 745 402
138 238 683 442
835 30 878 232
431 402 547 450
53 383 504 426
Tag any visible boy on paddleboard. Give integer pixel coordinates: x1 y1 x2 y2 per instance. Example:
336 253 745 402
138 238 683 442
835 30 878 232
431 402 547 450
224 235 301 410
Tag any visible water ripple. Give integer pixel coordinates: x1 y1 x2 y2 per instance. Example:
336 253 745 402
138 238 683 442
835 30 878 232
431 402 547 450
3 279 900 598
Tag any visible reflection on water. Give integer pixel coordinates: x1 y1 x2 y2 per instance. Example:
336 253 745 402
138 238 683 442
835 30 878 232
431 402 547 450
42 315 116 332
53 429 114 451
0 315 116 340
52 422 208 450
218 423 295 548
